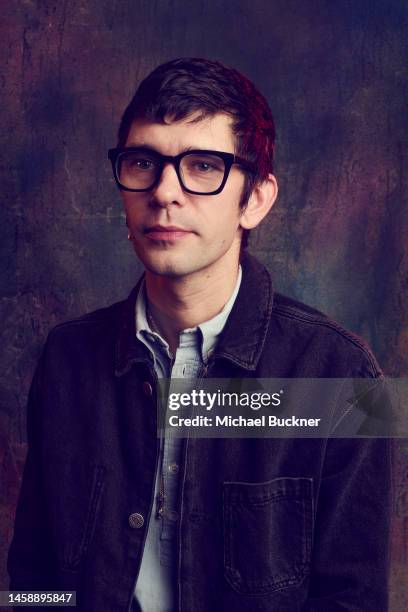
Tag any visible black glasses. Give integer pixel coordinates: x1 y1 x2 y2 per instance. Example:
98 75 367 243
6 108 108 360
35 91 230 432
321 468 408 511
108 147 256 195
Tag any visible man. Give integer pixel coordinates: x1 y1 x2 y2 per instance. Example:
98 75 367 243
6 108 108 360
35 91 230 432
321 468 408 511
8 58 391 611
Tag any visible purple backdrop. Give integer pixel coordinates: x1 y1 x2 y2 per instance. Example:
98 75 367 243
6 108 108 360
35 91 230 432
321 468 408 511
1 1 407 608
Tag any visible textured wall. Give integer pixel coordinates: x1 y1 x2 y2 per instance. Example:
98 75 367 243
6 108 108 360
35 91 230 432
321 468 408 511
1 0 407 608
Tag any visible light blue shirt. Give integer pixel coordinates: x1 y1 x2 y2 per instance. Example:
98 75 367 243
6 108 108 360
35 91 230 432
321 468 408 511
133 266 242 612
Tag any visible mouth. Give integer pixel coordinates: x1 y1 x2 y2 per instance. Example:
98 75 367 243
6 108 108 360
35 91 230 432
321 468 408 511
144 225 195 242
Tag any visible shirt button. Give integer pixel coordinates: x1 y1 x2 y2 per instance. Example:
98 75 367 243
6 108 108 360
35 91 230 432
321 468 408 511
206 348 215 360
167 510 179 522
128 512 144 529
168 463 179 474
142 381 153 397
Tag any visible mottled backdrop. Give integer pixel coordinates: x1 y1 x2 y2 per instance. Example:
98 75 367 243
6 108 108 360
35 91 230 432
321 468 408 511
1 0 407 609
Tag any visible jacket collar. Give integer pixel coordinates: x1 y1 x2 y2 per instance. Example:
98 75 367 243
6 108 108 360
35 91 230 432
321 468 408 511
114 252 274 376
115 274 152 377
213 252 274 371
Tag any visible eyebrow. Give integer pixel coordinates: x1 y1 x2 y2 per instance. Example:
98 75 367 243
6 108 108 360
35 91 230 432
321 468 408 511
124 144 198 154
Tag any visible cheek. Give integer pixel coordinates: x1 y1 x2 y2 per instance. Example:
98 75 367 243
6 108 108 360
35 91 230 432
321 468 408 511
201 205 241 244
122 197 143 225
220 188 244 225
121 196 131 215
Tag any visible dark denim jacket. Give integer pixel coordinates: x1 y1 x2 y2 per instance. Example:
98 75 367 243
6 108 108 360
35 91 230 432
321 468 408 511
8 253 391 611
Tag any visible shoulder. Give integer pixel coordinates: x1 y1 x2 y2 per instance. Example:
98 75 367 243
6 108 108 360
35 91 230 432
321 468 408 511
237 252 382 377
41 295 133 367
268 292 382 378
48 299 125 340
272 292 370 350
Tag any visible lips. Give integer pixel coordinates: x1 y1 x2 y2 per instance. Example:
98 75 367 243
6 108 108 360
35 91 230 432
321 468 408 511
144 225 194 241
145 225 192 233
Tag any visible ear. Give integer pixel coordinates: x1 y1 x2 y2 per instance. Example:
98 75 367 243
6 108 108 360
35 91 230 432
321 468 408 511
239 174 278 230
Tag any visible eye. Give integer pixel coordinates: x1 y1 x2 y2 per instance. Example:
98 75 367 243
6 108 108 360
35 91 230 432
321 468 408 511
120 152 158 174
193 161 215 172
183 155 224 174
129 158 156 170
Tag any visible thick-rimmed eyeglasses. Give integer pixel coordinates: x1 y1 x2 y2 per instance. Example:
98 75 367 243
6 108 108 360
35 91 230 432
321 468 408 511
108 147 256 195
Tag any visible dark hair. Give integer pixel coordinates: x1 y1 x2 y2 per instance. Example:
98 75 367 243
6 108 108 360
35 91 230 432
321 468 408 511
118 58 276 250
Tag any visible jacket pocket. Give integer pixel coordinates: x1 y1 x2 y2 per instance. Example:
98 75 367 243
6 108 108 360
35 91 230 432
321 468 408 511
223 477 313 595
57 464 106 572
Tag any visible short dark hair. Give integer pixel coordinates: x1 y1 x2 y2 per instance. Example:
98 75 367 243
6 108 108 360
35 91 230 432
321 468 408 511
118 58 276 250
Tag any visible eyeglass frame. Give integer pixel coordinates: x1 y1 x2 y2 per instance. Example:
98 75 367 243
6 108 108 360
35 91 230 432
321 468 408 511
108 147 257 196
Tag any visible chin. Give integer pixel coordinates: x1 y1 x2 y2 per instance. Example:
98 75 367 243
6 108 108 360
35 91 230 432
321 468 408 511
139 252 201 278
132 239 237 279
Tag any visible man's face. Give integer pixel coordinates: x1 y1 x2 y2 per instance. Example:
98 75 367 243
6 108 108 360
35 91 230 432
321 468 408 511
121 113 247 278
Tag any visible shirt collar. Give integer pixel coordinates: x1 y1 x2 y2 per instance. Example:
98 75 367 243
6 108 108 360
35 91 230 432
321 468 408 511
199 265 242 360
114 252 274 377
135 266 242 363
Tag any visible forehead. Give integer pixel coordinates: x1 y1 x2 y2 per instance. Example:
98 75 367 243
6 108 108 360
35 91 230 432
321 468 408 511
125 112 236 154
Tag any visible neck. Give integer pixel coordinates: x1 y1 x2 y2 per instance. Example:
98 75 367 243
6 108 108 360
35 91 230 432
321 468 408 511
145 251 241 356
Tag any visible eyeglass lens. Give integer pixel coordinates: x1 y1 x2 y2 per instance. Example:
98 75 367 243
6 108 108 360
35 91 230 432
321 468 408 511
117 151 226 193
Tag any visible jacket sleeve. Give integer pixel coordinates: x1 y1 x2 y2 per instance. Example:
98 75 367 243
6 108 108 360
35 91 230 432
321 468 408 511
303 378 392 611
7 355 57 591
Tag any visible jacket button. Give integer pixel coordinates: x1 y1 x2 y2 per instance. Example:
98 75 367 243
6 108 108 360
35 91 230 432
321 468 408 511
128 512 144 529
167 510 179 522
168 462 179 474
142 381 153 397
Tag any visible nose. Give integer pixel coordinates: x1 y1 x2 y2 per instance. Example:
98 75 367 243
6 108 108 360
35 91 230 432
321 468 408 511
149 162 185 208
